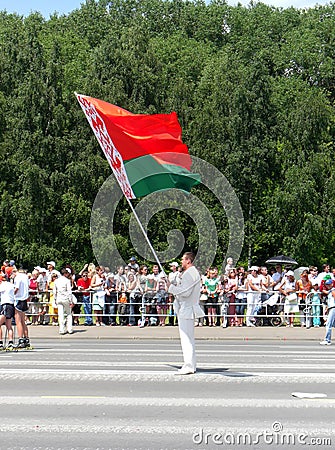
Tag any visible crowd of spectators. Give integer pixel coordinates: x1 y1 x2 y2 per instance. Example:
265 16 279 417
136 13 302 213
1 257 335 330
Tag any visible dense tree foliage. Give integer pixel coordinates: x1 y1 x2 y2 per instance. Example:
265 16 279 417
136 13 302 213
0 0 334 271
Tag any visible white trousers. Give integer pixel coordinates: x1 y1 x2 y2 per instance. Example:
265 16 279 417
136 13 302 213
246 292 260 324
178 317 196 372
57 301 73 334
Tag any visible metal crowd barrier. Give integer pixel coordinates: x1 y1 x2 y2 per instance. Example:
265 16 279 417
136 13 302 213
26 289 326 326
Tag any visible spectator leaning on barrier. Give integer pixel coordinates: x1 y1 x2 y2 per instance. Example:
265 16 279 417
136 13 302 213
235 270 248 327
127 272 139 326
144 266 158 325
259 266 273 303
204 268 220 327
279 270 298 327
155 274 169 326
226 269 238 327
246 266 261 327
28 269 39 325
105 273 118 326
90 266 106 327
77 271 92 326
37 268 49 325
48 272 59 325
310 282 321 328
296 270 312 328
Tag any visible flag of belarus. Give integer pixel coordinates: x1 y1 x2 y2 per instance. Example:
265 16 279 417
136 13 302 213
76 94 200 199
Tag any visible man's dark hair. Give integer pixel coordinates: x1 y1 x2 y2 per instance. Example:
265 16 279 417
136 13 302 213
183 252 195 263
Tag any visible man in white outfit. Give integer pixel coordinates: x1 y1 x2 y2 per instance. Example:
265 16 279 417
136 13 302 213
53 268 73 335
168 252 204 375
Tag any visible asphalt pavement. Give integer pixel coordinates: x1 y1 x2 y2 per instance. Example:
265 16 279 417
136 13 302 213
26 323 327 341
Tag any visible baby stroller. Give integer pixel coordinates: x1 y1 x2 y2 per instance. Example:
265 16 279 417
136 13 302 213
254 292 284 327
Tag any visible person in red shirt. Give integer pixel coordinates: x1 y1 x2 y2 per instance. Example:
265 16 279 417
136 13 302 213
77 271 92 325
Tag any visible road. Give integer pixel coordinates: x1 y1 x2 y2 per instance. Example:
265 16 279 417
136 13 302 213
1 338 334 449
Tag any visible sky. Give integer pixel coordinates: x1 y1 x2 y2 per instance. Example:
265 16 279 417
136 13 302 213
0 0 331 18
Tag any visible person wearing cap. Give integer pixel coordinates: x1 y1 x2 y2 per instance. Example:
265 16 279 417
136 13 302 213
0 275 15 350
12 268 31 348
46 261 60 282
320 274 335 294
279 270 298 327
167 252 204 375
320 279 335 345
53 268 74 335
246 266 261 327
5 260 16 279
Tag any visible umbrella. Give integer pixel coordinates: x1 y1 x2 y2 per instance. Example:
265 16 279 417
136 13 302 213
265 255 298 266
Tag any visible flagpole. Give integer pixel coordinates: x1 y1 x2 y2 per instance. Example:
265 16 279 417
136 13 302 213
125 197 166 276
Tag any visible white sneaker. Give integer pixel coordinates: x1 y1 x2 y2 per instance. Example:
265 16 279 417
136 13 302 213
96 323 100 327
319 340 331 346
176 367 196 375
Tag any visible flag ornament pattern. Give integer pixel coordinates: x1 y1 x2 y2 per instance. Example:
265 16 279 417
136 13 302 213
76 94 200 199
76 93 135 198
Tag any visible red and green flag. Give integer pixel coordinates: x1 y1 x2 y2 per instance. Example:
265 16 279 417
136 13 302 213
76 94 200 199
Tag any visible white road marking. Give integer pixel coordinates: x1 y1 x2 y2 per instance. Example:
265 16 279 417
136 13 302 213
0 395 333 408
1 360 335 369
1 368 335 383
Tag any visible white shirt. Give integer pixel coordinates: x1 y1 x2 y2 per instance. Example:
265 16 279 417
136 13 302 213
0 281 15 305
37 274 48 291
53 276 72 303
168 270 181 286
247 274 261 289
168 266 204 319
13 272 29 300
